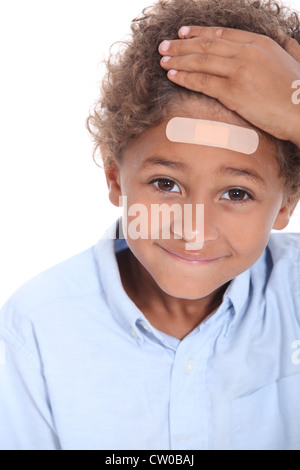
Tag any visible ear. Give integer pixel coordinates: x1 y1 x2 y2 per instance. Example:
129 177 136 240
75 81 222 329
272 197 299 230
104 158 122 208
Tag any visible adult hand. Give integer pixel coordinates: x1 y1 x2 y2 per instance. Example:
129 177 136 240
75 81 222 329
159 27 300 147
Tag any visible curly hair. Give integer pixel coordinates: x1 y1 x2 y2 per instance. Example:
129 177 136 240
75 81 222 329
86 0 300 199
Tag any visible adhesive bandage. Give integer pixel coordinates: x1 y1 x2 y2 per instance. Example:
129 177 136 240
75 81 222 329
166 117 259 155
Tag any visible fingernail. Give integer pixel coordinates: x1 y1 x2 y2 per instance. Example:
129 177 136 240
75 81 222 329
161 56 171 64
168 69 178 76
160 40 170 52
179 26 190 37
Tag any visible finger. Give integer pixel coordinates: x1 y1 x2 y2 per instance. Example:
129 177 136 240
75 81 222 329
159 36 240 58
285 37 300 62
166 70 231 102
178 25 266 44
160 53 235 78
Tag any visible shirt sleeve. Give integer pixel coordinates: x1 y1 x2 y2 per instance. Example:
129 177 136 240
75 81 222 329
0 300 60 450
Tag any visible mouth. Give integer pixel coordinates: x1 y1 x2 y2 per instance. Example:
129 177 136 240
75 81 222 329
157 244 224 265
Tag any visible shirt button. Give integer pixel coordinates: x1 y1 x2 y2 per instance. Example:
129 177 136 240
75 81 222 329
184 360 194 374
140 321 151 333
130 328 140 340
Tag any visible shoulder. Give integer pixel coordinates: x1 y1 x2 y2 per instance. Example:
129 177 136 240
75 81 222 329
260 232 300 314
240 232 300 319
1 246 101 315
0 246 105 361
250 232 300 282
262 232 300 287
267 232 300 262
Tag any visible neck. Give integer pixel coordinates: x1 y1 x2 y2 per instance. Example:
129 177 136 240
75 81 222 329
117 248 230 340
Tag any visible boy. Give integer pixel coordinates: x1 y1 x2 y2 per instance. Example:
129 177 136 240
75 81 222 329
0 0 300 450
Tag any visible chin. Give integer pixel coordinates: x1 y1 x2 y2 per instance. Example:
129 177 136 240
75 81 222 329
155 278 216 300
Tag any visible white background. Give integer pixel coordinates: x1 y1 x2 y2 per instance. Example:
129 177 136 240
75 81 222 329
0 0 299 306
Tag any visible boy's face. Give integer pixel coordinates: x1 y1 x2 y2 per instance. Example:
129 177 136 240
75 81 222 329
106 98 295 300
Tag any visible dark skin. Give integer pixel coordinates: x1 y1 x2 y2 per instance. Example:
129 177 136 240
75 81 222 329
159 26 300 148
108 27 300 340
107 99 297 339
117 248 231 339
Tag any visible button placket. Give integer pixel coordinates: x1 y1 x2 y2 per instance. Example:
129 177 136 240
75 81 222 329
169 336 212 450
130 327 140 340
184 359 195 374
140 320 152 333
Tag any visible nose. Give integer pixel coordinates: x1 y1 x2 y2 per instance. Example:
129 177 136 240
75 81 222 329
202 201 219 243
171 200 218 248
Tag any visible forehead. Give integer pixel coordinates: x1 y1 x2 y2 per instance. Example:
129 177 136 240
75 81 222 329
123 96 279 174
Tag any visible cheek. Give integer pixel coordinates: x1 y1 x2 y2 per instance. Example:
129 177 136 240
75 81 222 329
220 205 276 254
123 195 183 242
125 238 162 282
121 192 152 240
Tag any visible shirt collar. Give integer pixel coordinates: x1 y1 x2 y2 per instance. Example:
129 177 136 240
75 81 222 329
223 267 251 318
94 222 252 340
93 224 145 341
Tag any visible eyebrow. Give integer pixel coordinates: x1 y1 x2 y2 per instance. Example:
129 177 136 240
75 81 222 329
142 156 188 171
217 166 266 188
142 157 267 188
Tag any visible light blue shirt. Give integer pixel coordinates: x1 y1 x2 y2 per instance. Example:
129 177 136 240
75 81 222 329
0 225 300 450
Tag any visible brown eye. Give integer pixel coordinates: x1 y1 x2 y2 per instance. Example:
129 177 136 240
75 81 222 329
153 178 181 193
228 189 247 201
221 188 252 202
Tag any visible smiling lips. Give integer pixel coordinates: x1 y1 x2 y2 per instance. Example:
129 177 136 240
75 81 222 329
158 245 224 264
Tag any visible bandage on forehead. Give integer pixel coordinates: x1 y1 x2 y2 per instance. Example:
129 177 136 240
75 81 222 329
166 117 259 155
